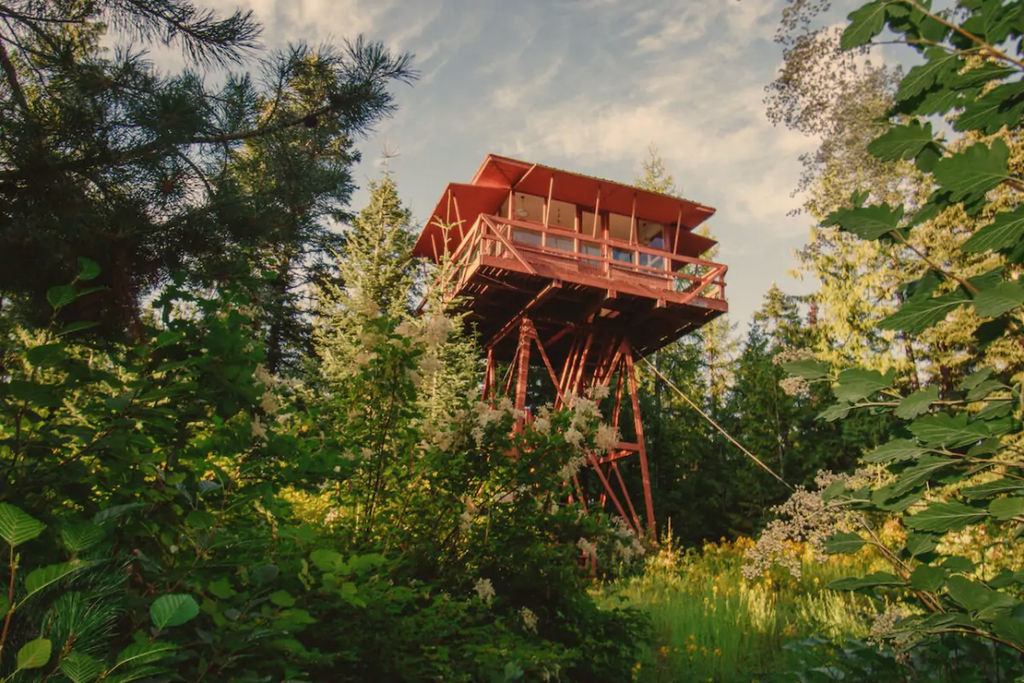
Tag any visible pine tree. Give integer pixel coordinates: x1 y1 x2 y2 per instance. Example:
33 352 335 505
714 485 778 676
0 0 414 338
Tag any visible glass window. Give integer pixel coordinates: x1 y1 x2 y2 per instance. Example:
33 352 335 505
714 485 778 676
546 234 574 252
548 199 576 229
612 247 634 264
512 228 542 246
609 213 632 242
580 242 601 265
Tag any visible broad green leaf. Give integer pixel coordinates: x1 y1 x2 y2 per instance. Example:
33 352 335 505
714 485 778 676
185 510 215 530
908 412 990 448
895 386 939 419
872 486 923 512
973 281 1024 318
964 479 1024 499
104 665 163 683
942 556 976 574
864 438 926 463
824 531 865 555
841 0 889 49
77 257 101 281
251 564 279 585
25 562 83 598
834 367 894 402
829 571 905 592
207 578 235 599
989 496 1024 521
60 651 104 683
946 575 1009 613
818 403 852 422
57 320 100 337
61 523 104 553
910 565 947 592
781 359 830 380
309 549 346 572
932 139 1010 204
0 503 46 547
878 290 968 334
150 594 199 629
967 380 1005 402
955 80 1024 134
994 614 1024 644
907 501 987 533
960 367 995 391
963 206 1024 253
46 284 77 310
270 590 296 607
823 203 903 240
115 641 176 667
16 638 52 670
905 534 938 558
896 48 960 102
892 456 956 496
25 343 67 367
867 121 934 161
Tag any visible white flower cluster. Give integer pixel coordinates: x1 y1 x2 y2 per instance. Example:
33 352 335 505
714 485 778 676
869 603 911 648
474 577 496 604
772 346 816 366
577 537 596 558
520 607 538 633
609 516 646 563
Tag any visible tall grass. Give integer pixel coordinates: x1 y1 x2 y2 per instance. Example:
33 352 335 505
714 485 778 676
597 533 880 682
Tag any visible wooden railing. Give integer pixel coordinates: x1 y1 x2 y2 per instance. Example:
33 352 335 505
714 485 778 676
440 214 728 304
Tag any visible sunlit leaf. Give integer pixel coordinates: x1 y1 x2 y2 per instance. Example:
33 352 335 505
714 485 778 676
150 594 199 629
0 503 46 547
907 501 987 533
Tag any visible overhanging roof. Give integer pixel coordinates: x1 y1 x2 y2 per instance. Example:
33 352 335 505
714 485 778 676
414 154 718 262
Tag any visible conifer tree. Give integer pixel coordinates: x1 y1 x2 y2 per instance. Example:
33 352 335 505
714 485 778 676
0 0 414 337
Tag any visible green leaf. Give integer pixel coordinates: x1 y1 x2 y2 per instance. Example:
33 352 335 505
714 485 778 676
895 386 940 419
61 523 104 553
961 367 995 391
77 257 101 281
908 501 987 533
892 456 956 496
955 81 1024 134
864 438 926 463
878 290 969 334
270 590 296 607
867 120 935 161
207 578 235 600
185 510 215 530
964 479 1024 500
115 642 176 667
16 638 52 670
782 359 830 380
150 594 200 629
932 139 1010 204
57 320 100 337
967 380 1005 402
989 496 1024 521
829 571 905 592
942 556 976 574
841 0 889 49
818 403 852 422
908 412 990 448
896 48 960 102
25 343 67 368
824 532 866 555
251 564 279 585
834 367 894 402
973 281 1024 318
60 651 104 683
993 614 1024 643
0 503 46 547
910 565 947 592
25 562 83 598
309 549 346 573
905 534 938 558
104 665 163 683
823 203 904 240
964 207 1024 254
946 575 1004 612
46 284 78 310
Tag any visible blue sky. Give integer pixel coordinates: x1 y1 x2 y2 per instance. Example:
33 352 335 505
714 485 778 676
191 0 873 327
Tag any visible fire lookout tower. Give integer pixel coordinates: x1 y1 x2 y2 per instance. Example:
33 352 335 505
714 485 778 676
413 155 728 538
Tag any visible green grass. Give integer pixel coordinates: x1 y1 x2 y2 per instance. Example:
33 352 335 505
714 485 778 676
597 535 880 683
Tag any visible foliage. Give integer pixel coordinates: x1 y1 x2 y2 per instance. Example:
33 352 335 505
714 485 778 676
764 0 1024 665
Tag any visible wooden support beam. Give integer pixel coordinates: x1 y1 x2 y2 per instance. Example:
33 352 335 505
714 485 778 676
484 280 561 350
624 345 656 537
544 174 554 227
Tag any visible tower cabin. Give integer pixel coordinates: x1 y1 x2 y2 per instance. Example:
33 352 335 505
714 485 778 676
414 154 728 366
414 155 729 537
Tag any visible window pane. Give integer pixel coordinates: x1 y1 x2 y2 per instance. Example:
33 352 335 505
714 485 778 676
546 234 574 252
612 247 633 264
549 199 576 229
513 228 542 246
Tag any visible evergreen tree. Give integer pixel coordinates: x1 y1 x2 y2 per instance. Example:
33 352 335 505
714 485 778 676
0 0 414 337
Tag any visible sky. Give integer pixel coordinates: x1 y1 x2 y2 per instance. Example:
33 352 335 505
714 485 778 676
174 0 874 328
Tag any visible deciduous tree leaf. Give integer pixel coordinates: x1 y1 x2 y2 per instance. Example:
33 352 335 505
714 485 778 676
895 386 939 419
76 257 101 282
963 206 1024 253
954 80 1024 134
989 496 1024 521
896 48 960 102
973 281 1024 318
829 571 905 591
964 479 1024 499
867 120 935 161
878 290 968 333
150 594 199 629
824 531 866 555
834 367 895 402
841 0 889 49
931 139 1010 203
115 642 176 667
892 455 956 496
782 359 830 380
908 412 990 448
16 638 52 670
822 203 904 240
61 523 104 553
863 438 926 463
907 501 987 533
46 285 77 310
0 503 46 547
60 651 104 683
910 565 947 592
25 562 83 598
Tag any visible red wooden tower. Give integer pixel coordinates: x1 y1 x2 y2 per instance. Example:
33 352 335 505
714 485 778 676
414 155 728 538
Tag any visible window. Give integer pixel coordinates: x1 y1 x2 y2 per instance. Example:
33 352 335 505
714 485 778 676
612 247 634 264
582 211 601 237
580 242 601 265
514 193 544 222
548 199 576 229
546 233 574 252
608 213 632 242
512 228 542 246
